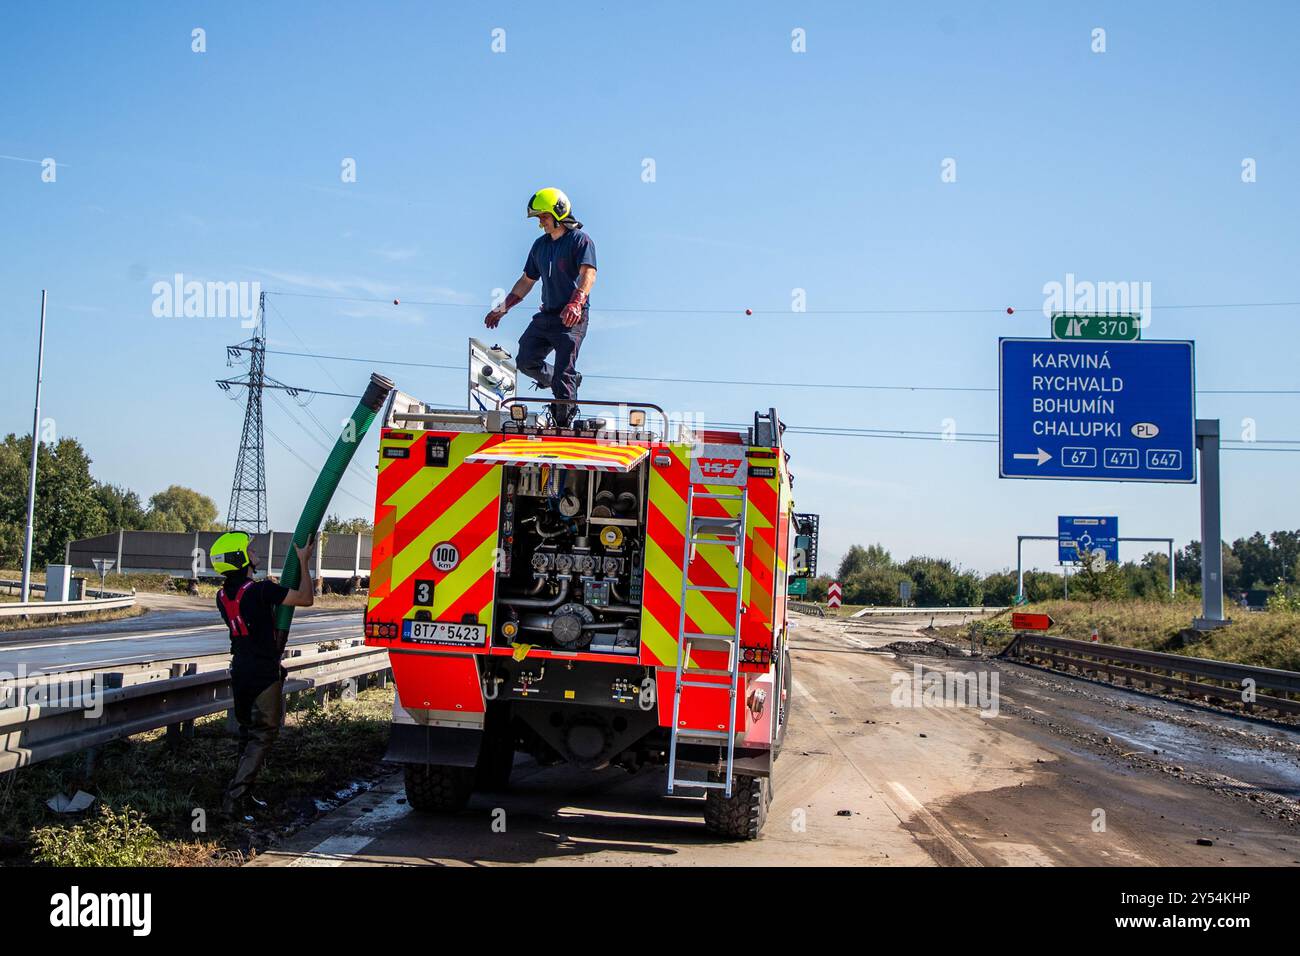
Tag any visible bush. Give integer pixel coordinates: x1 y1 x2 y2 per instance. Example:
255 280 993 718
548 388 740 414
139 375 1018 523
31 805 166 867
980 571 1018 606
1069 561 1128 601
842 566 908 605
898 557 983 606
1266 580 1300 614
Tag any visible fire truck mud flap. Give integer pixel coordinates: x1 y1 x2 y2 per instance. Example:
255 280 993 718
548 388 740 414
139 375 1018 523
383 652 486 767
383 722 484 768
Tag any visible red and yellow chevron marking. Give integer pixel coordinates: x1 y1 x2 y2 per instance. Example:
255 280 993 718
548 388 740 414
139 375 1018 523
773 464 793 635
641 443 781 669
466 437 648 472
368 431 503 632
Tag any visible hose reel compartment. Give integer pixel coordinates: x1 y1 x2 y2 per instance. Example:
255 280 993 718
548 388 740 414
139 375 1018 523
486 441 650 654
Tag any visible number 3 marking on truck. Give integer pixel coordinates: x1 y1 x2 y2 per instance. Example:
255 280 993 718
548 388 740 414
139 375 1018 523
430 542 460 572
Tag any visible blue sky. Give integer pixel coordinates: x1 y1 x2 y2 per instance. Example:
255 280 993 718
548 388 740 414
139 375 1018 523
2 2 1297 575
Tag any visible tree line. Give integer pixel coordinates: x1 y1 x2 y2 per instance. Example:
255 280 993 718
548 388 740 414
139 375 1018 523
804 532 1300 606
0 433 372 568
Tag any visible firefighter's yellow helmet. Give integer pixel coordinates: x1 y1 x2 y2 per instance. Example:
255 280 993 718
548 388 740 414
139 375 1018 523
211 531 252 574
526 187 572 222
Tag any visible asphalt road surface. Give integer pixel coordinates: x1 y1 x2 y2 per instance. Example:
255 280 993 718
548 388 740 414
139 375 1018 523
251 612 1300 867
0 592 362 675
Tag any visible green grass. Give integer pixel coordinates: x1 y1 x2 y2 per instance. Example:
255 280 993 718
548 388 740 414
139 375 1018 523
1 684 395 867
31 805 170 867
0 605 145 633
937 600 1300 672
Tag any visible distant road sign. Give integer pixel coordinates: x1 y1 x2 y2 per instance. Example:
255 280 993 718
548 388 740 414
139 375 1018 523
1058 516 1119 565
828 581 842 609
999 338 1196 483
1052 313 1142 342
787 577 808 596
1011 612 1054 631
899 581 912 603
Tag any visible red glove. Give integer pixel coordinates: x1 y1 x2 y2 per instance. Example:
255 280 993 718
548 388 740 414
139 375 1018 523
560 289 588 327
485 292 522 329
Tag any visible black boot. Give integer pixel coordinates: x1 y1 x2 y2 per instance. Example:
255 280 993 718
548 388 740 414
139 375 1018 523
549 403 578 428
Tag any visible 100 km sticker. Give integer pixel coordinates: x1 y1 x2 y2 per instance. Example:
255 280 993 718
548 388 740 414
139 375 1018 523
430 541 460 571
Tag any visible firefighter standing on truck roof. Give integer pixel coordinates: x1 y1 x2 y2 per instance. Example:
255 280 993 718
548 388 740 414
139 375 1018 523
484 187 597 428
211 531 316 817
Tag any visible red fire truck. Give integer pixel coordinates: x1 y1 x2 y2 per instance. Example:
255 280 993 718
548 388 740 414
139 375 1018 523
363 384 798 839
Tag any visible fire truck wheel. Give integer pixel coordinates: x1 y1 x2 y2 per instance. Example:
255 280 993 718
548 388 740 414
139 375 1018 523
403 763 474 813
703 773 769 840
475 718 515 791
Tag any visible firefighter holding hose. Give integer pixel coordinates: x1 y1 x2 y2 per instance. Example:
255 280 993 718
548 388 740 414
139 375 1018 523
210 531 316 817
485 187 597 427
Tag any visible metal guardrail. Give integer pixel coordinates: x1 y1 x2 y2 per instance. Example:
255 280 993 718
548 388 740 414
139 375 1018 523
852 606 1006 618
0 639 391 773
790 604 1006 619
1006 632 1300 716
0 578 133 599
790 604 1007 621
0 593 137 620
788 601 825 617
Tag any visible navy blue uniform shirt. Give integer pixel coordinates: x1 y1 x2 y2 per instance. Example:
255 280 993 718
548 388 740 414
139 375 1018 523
523 227 597 315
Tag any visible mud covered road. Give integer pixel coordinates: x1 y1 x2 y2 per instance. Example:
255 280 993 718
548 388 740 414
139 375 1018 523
251 612 1300 866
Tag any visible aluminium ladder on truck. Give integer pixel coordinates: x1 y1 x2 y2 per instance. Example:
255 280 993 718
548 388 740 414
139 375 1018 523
667 483 750 798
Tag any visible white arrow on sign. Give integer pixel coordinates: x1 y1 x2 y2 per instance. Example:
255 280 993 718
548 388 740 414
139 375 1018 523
1013 448 1052 466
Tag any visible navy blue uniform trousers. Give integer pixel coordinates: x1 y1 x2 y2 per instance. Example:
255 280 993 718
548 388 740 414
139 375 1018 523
516 311 587 401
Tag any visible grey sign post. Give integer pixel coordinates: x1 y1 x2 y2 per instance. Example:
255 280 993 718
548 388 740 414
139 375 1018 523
92 558 116 593
1017 534 1176 603
21 290 48 604
1195 419 1227 628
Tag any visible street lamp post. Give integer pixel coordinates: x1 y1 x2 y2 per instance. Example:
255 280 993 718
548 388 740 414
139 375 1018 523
20 291 48 604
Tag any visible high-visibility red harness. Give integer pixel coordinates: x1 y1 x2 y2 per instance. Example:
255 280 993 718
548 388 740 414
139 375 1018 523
218 580 255 638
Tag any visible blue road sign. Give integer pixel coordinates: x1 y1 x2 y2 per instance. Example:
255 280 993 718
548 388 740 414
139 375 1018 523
999 338 1196 482
1058 516 1119 564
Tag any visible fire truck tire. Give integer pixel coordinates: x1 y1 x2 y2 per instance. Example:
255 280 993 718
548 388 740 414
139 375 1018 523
475 718 515 791
403 763 474 813
703 773 769 840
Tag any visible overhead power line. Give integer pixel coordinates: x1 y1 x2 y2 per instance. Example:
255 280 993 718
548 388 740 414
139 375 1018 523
265 426 374 510
250 346 1300 397
768 428 1300 452
266 289 1300 316
216 378 360 400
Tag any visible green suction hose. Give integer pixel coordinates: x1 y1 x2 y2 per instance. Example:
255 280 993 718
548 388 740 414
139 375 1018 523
273 372 394 637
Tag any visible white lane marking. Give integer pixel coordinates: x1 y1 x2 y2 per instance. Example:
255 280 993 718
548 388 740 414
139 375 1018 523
983 841 1055 866
1 623 225 652
791 677 819 706
27 632 358 670
885 781 983 867
287 834 374 866
288 792 410 867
